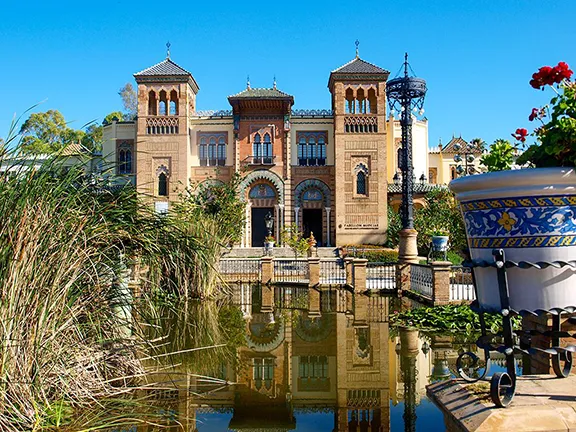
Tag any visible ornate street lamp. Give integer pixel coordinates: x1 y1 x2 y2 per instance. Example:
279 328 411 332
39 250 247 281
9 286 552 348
387 53 427 262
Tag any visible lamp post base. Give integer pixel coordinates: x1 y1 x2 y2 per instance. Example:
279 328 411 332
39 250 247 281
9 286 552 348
399 228 419 264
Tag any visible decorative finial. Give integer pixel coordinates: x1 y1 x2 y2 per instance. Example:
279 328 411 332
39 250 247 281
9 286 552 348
355 40 360 58
404 52 409 77
273 75 277 90
166 41 171 59
247 75 250 90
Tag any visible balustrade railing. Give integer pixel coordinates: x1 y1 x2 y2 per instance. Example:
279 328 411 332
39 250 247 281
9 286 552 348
320 259 346 284
219 259 261 281
368 295 390 322
273 259 309 284
450 266 476 301
366 262 396 290
410 264 434 299
146 116 179 134
274 286 309 309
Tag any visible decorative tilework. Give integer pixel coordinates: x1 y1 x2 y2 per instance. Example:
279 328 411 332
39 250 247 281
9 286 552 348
461 195 576 248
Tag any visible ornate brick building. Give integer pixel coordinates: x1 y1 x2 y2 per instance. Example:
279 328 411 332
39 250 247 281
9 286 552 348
102 51 430 247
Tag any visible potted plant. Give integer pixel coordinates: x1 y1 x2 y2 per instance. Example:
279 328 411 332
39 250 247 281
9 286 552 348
264 235 275 248
449 61 576 312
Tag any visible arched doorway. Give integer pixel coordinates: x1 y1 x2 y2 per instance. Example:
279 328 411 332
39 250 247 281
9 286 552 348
249 183 277 247
294 179 332 247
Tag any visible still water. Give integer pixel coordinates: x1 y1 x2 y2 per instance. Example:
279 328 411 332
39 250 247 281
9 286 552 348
87 285 517 431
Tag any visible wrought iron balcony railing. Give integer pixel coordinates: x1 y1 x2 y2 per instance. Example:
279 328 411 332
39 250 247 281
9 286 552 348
244 155 276 166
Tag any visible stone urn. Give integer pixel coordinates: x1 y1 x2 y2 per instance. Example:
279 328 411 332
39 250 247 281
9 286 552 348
431 236 449 253
450 167 576 312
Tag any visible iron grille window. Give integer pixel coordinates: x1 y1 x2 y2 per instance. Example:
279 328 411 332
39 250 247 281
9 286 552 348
199 134 227 166
158 173 168 196
117 142 133 174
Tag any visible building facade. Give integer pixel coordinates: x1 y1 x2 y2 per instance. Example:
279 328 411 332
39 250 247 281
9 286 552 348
102 52 431 247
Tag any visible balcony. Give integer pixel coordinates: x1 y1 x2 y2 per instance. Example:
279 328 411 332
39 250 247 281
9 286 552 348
344 115 378 133
199 158 226 167
244 155 276 166
146 116 179 135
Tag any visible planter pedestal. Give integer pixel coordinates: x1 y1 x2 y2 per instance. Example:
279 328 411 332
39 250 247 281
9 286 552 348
399 229 419 264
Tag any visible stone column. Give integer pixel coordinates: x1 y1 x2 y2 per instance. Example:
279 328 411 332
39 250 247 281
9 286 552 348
398 228 419 264
353 258 368 293
261 256 274 285
325 207 331 247
244 201 252 247
261 284 275 313
431 261 452 306
294 206 300 229
278 203 285 245
308 287 321 317
274 204 280 242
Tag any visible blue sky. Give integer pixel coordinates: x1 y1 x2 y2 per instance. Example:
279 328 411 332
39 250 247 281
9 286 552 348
1 0 574 148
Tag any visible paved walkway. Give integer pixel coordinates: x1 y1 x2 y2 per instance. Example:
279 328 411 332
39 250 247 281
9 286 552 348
427 375 576 431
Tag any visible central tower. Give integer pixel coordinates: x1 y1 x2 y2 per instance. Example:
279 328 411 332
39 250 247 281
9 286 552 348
329 54 390 245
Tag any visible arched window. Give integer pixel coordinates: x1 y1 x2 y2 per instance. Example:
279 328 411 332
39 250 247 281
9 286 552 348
199 137 207 166
308 136 316 163
117 141 133 174
159 90 167 115
148 91 157 115
298 136 306 165
318 136 326 166
356 171 366 195
253 133 261 163
217 136 226 166
354 163 369 197
169 90 178 115
263 133 272 164
158 173 168 196
208 137 217 165
345 88 354 114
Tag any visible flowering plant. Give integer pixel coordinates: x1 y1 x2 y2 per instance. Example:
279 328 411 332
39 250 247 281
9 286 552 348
515 61 576 167
264 235 275 243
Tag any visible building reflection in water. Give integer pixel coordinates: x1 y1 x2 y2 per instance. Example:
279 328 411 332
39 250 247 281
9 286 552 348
126 284 465 432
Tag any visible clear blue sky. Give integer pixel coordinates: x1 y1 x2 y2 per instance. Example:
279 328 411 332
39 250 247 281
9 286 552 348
1 0 574 148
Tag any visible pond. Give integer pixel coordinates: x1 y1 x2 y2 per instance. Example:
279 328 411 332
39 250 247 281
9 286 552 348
77 285 522 431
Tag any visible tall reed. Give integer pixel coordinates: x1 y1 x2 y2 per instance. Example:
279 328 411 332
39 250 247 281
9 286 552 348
0 118 230 429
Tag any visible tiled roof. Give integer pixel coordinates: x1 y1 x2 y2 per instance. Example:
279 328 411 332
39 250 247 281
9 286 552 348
331 57 389 74
442 137 483 154
228 87 293 99
134 58 192 77
59 142 89 156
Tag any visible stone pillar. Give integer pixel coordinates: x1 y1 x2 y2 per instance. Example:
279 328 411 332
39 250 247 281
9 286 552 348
354 292 369 324
344 257 354 286
243 201 252 247
308 287 321 317
353 258 368 293
398 228 419 264
261 284 274 313
431 261 452 306
325 207 331 247
308 256 320 287
261 256 274 285
396 263 411 298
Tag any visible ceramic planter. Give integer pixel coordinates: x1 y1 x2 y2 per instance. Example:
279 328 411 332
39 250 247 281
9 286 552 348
450 168 576 312
431 236 449 252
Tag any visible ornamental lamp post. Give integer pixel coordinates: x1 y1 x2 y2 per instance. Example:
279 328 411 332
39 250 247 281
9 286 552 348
386 53 427 263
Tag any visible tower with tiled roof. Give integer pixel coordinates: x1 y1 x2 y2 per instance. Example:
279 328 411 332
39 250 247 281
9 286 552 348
328 45 391 245
132 45 199 206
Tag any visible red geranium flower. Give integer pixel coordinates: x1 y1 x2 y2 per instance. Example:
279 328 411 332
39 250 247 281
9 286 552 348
512 128 528 143
530 62 574 89
529 108 539 121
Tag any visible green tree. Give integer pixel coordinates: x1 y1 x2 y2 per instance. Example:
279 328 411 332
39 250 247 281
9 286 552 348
281 223 311 259
385 203 402 248
119 84 137 119
103 111 125 125
81 124 103 152
481 139 516 172
19 110 83 154
413 189 467 256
